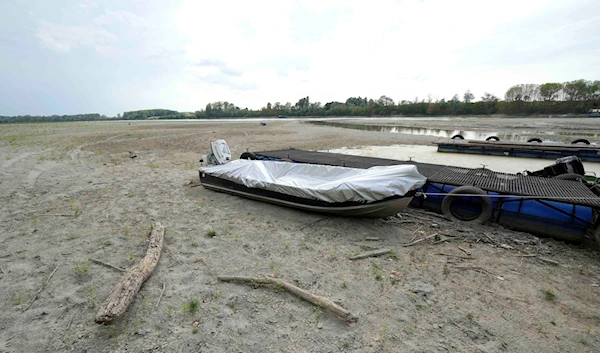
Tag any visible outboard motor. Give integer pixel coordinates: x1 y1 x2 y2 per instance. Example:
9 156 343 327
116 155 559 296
526 155 585 177
200 139 231 166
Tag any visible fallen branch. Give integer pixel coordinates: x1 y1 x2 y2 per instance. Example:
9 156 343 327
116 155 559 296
483 233 495 243
403 233 438 247
298 216 331 231
0 266 4 274
349 249 391 260
155 283 166 308
95 222 165 324
365 237 380 241
412 225 423 235
452 266 495 275
218 276 358 323
24 264 60 312
458 246 472 256
514 254 559 266
437 252 475 260
90 258 125 272
36 214 74 217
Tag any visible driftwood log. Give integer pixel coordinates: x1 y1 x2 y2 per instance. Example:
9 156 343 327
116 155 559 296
349 249 391 260
218 276 358 323
95 222 165 324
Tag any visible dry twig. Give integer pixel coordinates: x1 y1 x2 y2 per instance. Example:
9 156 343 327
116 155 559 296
458 246 472 256
24 264 60 312
298 216 331 231
218 276 358 323
403 233 438 247
349 249 391 260
90 258 125 272
155 283 166 308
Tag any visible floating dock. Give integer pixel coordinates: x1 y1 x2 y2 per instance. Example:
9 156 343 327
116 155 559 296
434 138 600 162
254 148 600 242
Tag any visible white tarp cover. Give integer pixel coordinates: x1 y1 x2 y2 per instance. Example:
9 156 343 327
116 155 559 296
199 160 427 203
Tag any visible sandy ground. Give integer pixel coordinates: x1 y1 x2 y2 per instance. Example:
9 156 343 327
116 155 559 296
1 118 599 352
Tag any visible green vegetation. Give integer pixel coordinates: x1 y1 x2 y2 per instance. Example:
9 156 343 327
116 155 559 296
72 259 89 276
205 230 217 238
182 298 200 314
2 79 598 124
544 289 557 301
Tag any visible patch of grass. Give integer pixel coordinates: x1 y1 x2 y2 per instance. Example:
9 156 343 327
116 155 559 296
313 305 323 319
128 253 136 264
387 250 400 260
72 259 89 276
103 241 113 246
466 312 473 320
550 319 556 326
375 273 382 280
148 164 160 169
544 289 556 301
214 286 221 300
67 232 79 240
443 267 450 275
10 293 26 305
205 230 217 238
192 328 198 334
87 288 98 308
182 298 200 315
226 301 235 309
341 281 347 289
579 338 588 346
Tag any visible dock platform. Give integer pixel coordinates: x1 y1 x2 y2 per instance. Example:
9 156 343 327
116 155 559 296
434 138 600 162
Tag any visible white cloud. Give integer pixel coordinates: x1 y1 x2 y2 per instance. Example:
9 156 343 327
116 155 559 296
93 9 148 27
36 21 117 53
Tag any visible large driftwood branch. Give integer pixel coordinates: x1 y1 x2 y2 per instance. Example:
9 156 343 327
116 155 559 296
218 276 358 323
95 222 165 324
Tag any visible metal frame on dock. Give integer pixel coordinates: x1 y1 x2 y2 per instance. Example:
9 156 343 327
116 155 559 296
254 148 600 242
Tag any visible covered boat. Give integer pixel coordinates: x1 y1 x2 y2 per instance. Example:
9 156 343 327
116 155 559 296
199 160 427 217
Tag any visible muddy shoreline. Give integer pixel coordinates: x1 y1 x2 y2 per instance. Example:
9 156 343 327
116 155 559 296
1 118 599 352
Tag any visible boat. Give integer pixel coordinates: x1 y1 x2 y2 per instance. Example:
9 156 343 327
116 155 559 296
198 159 427 217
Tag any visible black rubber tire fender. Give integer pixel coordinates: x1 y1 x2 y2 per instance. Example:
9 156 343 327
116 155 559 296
486 136 500 141
571 138 590 145
553 173 586 182
240 152 257 160
441 186 493 224
527 138 542 143
451 134 464 140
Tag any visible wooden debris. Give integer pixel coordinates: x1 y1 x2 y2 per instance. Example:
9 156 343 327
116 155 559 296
412 225 423 235
90 258 125 272
128 151 137 158
95 222 165 324
218 276 358 323
298 216 330 231
349 249 391 260
499 243 514 250
23 264 60 312
155 283 166 308
452 265 495 275
458 246 472 256
403 233 438 247
514 254 560 266
0 266 4 274
365 237 380 241
36 214 74 217
483 233 495 243
436 252 475 260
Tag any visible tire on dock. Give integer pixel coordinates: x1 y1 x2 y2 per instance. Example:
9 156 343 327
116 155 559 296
527 138 542 143
571 138 590 145
240 152 257 160
441 186 493 224
485 136 500 141
451 134 464 140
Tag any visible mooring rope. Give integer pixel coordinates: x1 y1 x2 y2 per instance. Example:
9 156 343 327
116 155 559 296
417 192 600 201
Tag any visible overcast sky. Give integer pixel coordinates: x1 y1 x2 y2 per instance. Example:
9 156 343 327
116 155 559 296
1 0 599 116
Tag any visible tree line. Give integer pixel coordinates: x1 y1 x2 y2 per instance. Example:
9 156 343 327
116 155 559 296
1 79 598 123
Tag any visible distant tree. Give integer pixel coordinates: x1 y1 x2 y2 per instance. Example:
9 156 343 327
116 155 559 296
377 95 394 106
463 90 475 104
480 92 499 114
539 83 562 101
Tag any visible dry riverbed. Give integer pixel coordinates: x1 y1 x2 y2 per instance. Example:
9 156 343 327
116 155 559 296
1 118 599 352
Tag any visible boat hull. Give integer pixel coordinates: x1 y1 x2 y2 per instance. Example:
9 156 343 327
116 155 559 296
199 173 415 218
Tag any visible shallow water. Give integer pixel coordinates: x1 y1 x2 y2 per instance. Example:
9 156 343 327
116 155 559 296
309 121 600 143
325 144 600 176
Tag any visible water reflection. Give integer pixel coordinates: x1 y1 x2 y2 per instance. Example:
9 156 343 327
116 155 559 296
308 121 600 142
